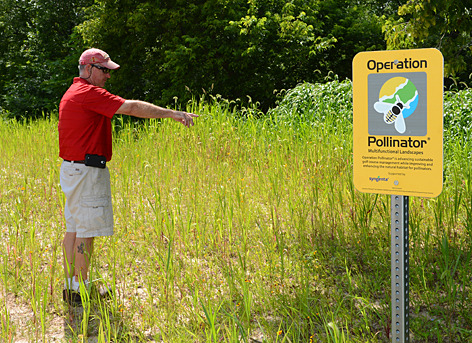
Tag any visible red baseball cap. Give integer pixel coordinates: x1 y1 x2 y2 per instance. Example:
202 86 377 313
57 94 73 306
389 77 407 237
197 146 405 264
79 48 120 69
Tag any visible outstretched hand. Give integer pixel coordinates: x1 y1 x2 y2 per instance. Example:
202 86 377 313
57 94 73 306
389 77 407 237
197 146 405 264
173 111 199 127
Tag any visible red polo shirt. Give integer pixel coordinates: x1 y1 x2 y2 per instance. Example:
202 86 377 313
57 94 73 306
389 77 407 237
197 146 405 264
58 78 125 162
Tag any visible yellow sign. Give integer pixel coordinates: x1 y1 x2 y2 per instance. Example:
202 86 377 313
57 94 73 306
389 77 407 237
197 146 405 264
353 49 443 197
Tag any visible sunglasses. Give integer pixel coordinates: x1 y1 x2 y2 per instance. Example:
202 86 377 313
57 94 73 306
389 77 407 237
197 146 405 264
91 64 112 74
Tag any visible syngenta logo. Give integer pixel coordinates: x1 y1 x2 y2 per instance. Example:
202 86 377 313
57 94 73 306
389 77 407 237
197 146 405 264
370 176 389 182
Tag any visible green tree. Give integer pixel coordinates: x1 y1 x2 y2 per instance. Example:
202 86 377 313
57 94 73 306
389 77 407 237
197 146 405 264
305 0 387 80
383 0 472 78
226 0 338 107
77 0 249 104
0 0 393 116
0 0 92 117
78 0 386 109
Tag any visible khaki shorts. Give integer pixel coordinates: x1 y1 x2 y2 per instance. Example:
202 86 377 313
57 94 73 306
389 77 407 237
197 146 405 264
60 161 114 238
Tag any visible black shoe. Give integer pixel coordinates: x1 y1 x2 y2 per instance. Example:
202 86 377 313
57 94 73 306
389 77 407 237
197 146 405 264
62 289 82 305
63 282 113 305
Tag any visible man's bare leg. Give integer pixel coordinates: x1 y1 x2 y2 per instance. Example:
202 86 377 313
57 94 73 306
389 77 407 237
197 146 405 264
74 237 94 283
63 234 94 286
62 234 95 303
63 232 77 281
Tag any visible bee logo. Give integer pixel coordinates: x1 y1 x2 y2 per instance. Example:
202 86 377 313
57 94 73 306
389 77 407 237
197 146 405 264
374 95 409 134
372 76 420 135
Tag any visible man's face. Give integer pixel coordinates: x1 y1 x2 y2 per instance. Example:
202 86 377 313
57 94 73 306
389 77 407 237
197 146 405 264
87 64 111 88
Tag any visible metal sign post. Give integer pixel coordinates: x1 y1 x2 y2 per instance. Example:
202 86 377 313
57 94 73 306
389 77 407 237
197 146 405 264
391 195 409 342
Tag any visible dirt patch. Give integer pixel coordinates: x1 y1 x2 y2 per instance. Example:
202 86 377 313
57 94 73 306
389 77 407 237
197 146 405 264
0 291 109 342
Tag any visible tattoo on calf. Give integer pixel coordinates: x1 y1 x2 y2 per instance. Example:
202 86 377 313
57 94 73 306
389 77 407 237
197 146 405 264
77 242 85 255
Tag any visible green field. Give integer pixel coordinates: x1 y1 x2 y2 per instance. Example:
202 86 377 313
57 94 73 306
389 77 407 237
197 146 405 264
1 80 472 342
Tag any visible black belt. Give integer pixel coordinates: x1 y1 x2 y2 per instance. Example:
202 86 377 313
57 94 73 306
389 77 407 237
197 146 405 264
64 159 85 164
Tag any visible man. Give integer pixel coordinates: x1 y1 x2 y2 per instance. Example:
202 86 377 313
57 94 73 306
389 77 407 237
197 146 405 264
59 48 197 304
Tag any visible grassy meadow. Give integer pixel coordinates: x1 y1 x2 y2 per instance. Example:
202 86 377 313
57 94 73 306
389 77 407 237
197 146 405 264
1 80 472 342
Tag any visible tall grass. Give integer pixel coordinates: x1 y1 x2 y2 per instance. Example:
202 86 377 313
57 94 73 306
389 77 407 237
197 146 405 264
0 80 471 342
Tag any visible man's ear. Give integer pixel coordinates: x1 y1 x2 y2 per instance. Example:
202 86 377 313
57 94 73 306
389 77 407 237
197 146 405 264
79 64 93 78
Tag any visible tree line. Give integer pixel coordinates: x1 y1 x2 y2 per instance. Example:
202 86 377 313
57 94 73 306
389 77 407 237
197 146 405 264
0 0 470 117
